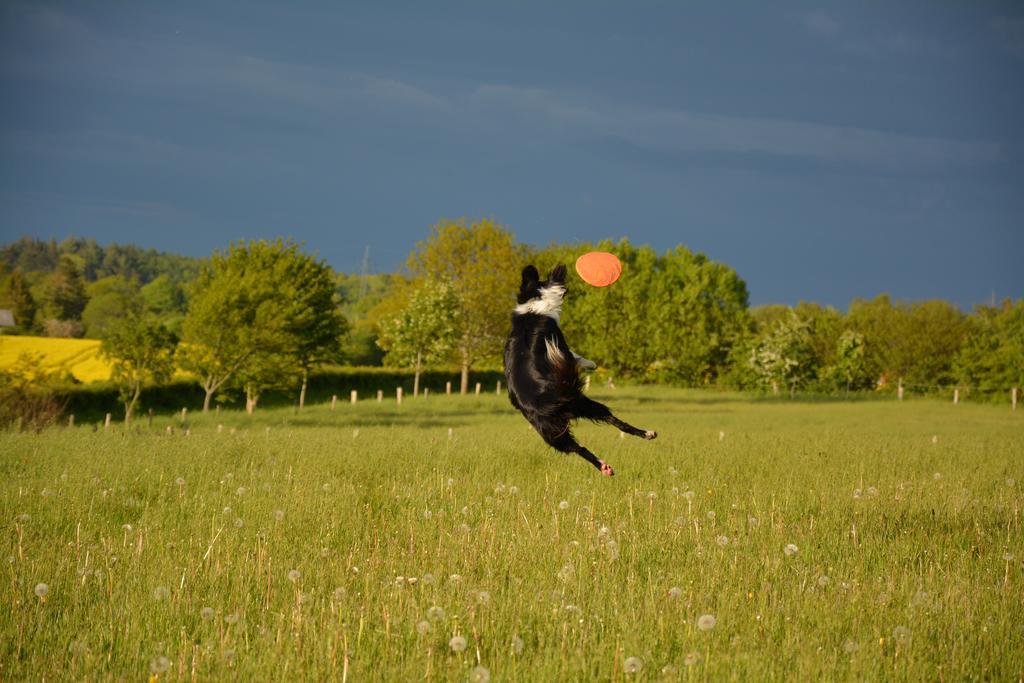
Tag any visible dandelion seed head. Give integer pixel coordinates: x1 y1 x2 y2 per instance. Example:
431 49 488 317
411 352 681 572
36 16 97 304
893 625 911 643
668 586 683 599
707 510 716 520
784 543 799 557
17 513 31 523
235 486 246 496
423 509 432 520
233 517 244 528
449 635 467 652
1007 478 1016 487
274 509 285 521
817 575 831 587
511 635 525 655
321 483 330 493
427 605 445 621
222 506 232 515
1004 553 1016 562
853 489 862 499
683 490 695 500
153 586 170 600
176 477 185 486
288 569 301 582
558 500 569 510
867 486 878 496
697 613 717 631
469 665 491 683
748 516 759 527
200 606 215 620
449 574 462 584
150 656 170 673
509 485 519 495
34 582 49 598
475 590 491 605
684 652 700 666
421 573 435 585
716 535 729 547
843 639 859 653
416 620 431 635
224 612 240 624
623 656 643 673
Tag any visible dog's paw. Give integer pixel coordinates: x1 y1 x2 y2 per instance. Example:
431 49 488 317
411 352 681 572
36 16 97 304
599 461 615 476
643 430 658 440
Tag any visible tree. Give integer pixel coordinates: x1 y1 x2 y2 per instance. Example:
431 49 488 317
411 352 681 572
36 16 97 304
100 315 177 424
534 239 751 384
81 275 142 338
747 309 816 396
41 255 88 329
377 278 460 396
954 299 1024 398
179 240 346 413
407 219 524 393
5 270 37 332
141 275 188 333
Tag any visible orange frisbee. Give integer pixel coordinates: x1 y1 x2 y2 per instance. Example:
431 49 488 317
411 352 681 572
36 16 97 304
575 251 622 287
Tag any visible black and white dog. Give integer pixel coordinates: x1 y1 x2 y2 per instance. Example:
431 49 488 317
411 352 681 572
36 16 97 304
503 264 657 476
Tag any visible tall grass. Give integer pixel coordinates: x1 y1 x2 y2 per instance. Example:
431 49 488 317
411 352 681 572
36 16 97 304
2 388 1021 680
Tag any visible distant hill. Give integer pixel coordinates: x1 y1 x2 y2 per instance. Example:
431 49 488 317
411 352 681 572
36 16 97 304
0 236 204 284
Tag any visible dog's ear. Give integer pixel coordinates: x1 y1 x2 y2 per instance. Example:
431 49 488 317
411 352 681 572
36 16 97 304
549 264 567 285
520 265 540 289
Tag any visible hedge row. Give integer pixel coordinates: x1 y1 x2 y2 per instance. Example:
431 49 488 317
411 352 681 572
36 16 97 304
58 367 507 422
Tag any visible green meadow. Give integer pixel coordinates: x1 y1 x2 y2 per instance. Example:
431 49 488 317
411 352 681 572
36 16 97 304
2 388 1022 681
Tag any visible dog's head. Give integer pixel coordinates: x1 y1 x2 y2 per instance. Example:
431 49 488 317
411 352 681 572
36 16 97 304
515 264 567 318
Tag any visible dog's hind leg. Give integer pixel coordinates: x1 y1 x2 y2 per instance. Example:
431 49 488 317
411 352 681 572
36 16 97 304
571 396 657 440
540 421 615 476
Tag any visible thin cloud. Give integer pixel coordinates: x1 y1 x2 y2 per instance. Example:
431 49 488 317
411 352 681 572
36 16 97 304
470 85 1000 170
802 11 840 37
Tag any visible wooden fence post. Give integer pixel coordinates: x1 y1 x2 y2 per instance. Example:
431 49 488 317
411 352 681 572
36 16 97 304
445 381 451 396
181 407 188 424
897 378 904 401
496 380 501 395
68 414 74 428
351 390 358 404
377 390 383 402
423 388 429 398
396 387 403 405
331 395 337 410
148 409 153 428
1013 387 1018 411
104 413 111 431
475 382 481 396
953 389 959 405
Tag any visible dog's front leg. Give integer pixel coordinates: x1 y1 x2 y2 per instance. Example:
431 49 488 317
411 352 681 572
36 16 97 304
571 351 596 370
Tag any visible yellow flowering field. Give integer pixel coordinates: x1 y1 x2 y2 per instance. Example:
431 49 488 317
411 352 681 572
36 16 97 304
0 335 112 382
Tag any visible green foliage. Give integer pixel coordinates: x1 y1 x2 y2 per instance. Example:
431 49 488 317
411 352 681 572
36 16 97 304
81 276 142 338
0 269 38 333
335 272 404 365
746 308 816 395
377 278 460 395
407 219 524 392
180 240 347 412
954 300 1024 398
99 315 177 423
40 255 89 324
0 351 66 430
534 240 751 384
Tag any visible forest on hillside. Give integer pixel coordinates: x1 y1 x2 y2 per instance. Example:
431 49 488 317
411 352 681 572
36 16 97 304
0 227 1020 418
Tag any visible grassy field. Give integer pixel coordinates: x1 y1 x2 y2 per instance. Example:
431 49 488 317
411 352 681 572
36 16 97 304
2 387 1021 681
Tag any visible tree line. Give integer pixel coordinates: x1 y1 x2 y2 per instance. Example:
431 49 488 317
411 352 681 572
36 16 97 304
1 225 1020 425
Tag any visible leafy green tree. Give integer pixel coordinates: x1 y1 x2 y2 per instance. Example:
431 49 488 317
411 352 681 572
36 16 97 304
81 276 142 338
823 330 870 393
336 272 404 365
747 309 816 396
407 219 524 393
534 239 750 384
141 275 188 333
4 270 38 332
100 315 177 424
377 278 460 396
180 240 346 413
41 255 89 326
954 300 1024 398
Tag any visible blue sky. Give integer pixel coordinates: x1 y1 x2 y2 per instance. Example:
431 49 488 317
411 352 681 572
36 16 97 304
1 2 1021 307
